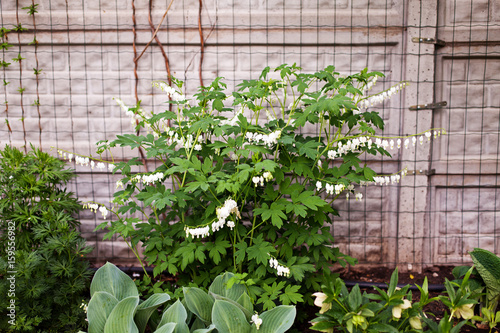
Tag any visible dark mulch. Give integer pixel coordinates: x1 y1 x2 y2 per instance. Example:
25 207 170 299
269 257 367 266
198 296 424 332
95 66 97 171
295 266 495 333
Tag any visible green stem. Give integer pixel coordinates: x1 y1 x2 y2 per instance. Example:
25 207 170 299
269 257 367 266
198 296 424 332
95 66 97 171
249 190 258 246
122 232 149 278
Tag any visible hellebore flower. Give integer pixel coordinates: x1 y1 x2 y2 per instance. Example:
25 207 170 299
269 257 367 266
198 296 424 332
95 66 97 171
392 299 411 319
312 292 331 314
454 303 474 319
409 316 422 329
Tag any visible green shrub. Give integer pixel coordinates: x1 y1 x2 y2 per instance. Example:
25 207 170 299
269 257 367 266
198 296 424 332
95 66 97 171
0 145 93 332
62 64 442 313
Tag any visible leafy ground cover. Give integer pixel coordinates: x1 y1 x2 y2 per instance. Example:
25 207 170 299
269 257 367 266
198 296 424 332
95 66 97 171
333 266 493 333
102 264 491 332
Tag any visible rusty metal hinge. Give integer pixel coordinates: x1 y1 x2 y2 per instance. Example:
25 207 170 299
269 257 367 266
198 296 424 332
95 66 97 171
409 101 447 111
407 169 435 176
412 37 446 46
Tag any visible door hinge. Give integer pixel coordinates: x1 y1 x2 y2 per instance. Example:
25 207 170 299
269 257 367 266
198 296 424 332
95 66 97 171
409 101 447 111
412 37 446 46
408 169 435 176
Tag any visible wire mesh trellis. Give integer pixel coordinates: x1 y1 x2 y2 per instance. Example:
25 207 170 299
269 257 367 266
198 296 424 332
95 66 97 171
0 0 499 270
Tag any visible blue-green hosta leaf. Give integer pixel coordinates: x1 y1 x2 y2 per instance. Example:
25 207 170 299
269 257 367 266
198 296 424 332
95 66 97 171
91 262 139 300
135 294 171 333
249 305 296 333
209 293 253 322
192 324 216 333
189 317 207 332
153 323 176 333
87 291 118 333
236 292 254 315
183 287 214 324
209 272 246 302
212 300 251 333
103 296 140 333
158 300 189 333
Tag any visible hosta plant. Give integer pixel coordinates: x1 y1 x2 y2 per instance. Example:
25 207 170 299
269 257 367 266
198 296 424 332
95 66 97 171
82 262 296 333
60 64 444 308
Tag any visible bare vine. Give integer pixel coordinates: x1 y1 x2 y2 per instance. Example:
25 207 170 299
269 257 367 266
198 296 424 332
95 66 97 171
29 0 42 149
15 0 27 152
198 0 204 87
148 0 173 124
131 0 149 172
135 0 175 63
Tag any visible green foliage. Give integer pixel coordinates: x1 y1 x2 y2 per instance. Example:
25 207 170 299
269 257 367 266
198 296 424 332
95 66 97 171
12 23 28 32
470 248 500 309
12 54 25 62
420 312 468 333
83 262 296 333
310 269 439 333
310 268 486 332
22 4 39 16
439 267 477 322
453 248 500 332
67 64 428 317
0 42 13 50
0 145 93 332
0 27 11 38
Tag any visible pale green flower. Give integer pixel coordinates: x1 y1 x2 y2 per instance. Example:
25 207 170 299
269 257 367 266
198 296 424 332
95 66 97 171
409 316 422 329
454 303 474 319
312 292 331 314
352 314 366 326
392 299 411 319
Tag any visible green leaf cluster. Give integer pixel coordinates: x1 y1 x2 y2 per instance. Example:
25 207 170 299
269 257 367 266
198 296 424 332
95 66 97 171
452 248 500 331
94 64 401 318
0 145 93 332
82 262 296 333
311 269 441 333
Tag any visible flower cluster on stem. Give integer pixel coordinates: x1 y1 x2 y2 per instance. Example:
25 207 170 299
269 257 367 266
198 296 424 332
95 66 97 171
251 313 263 330
269 257 290 277
131 172 164 186
252 171 273 187
185 199 241 238
245 130 282 148
57 150 115 172
327 130 441 161
83 202 109 219
152 81 186 102
358 81 409 109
